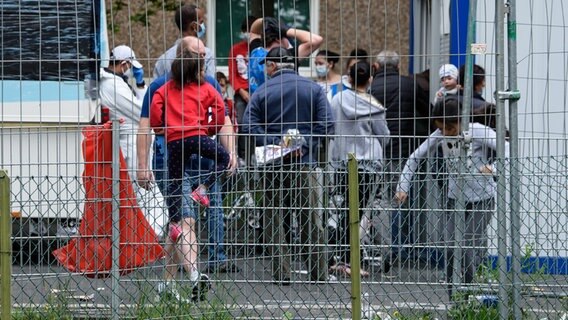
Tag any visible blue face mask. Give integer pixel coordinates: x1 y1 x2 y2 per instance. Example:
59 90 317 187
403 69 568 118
197 23 206 39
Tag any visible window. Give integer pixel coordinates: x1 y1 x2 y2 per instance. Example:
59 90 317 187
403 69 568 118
210 0 314 67
1 0 100 81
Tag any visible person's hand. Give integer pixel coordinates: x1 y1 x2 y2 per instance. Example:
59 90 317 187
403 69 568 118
102 118 125 129
239 88 250 103
136 169 154 190
479 164 494 174
263 17 288 37
394 191 408 205
132 66 145 86
226 152 238 176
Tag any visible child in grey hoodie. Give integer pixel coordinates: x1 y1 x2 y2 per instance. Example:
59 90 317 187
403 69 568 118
329 61 390 276
395 97 509 295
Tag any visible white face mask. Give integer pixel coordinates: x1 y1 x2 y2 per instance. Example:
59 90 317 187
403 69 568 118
122 63 132 78
315 65 328 78
239 32 249 41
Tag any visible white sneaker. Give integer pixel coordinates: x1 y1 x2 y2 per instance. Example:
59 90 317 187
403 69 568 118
311 274 338 284
156 281 191 304
191 273 211 302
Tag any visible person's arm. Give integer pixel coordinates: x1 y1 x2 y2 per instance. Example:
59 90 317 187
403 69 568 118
153 54 166 80
287 28 323 58
136 86 155 189
136 117 153 189
395 132 441 202
249 18 263 43
105 81 145 124
149 88 165 129
313 86 335 136
241 92 279 146
209 88 237 172
474 123 510 174
219 116 238 173
371 107 390 149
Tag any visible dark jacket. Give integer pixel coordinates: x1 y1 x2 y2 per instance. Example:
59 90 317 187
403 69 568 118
242 69 334 164
370 66 430 159
457 89 488 111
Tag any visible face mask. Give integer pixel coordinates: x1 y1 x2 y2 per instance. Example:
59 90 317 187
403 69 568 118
122 64 133 78
197 22 206 39
239 32 249 41
315 65 328 78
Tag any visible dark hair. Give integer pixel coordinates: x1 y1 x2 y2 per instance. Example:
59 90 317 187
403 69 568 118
413 68 430 92
216 71 227 82
349 48 369 62
349 61 371 87
432 97 461 125
317 50 340 69
175 4 198 32
472 103 511 138
261 16 285 47
171 49 203 87
241 15 256 32
345 48 369 72
459 64 485 87
472 103 496 129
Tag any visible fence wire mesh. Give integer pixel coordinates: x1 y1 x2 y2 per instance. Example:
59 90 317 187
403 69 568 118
2 0 568 319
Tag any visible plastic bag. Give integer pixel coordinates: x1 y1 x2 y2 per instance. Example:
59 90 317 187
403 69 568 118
53 123 164 278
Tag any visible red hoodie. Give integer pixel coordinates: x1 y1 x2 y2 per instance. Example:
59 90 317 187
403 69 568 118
150 80 225 143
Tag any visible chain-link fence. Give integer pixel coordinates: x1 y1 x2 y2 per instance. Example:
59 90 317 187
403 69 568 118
2 0 568 319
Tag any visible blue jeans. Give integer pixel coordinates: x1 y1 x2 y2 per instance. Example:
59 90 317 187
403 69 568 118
153 135 227 267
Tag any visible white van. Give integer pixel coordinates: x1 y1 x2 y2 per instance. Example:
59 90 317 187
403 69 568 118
1 1 108 261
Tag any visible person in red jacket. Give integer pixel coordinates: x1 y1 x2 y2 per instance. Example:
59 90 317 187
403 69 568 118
151 49 230 215
229 15 255 160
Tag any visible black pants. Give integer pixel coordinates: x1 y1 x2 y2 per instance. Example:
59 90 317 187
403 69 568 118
332 170 381 265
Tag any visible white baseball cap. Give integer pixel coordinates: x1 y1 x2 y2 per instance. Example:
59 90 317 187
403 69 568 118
110 45 142 68
439 63 459 80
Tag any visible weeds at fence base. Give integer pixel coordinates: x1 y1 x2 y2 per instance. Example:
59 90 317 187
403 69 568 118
448 291 531 320
448 301 499 320
375 310 435 320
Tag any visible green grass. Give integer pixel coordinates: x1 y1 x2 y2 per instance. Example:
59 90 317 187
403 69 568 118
133 280 239 320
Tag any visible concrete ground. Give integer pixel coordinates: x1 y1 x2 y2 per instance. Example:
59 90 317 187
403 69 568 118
9 249 568 319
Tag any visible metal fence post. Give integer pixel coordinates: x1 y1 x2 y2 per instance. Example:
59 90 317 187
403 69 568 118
495 1 511 319
455 0 478 296
505 1 522 318
111 120 121 320
0 170 11 320
347 154 361 320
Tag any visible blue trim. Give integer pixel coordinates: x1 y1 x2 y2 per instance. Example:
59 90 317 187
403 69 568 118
450 0 470 68
488 255 568 275
0 80 83 102
409 0 415 74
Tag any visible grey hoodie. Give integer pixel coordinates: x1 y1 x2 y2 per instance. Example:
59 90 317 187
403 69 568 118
331 89 390 171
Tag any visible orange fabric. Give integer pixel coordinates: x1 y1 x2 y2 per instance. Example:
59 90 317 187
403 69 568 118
53 123 164 278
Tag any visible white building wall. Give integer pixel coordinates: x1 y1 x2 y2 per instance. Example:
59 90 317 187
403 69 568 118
476 0 568 259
